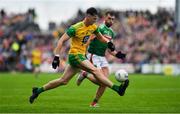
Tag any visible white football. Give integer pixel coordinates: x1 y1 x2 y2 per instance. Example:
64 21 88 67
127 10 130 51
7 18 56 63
115 69 128 82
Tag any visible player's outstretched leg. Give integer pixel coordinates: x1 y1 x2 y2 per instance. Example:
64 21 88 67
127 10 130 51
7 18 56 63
29 65 78 104
29 87 44 104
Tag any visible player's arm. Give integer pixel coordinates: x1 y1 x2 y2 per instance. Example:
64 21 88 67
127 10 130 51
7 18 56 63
106 31 126 59
52 33 70 69
52 26 75 69
54 33 70 55
86 34 96 46
95 32 109 43
94 29 115 51
108 49 126 60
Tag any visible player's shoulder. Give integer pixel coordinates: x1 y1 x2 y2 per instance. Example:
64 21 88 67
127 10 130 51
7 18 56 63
72 21 84 29
98 24 114 33
91 23 98 29
99 24 106 29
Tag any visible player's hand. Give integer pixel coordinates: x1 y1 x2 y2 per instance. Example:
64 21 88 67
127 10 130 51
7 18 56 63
107 41 115 51
115 51 126 59
52 56 60 69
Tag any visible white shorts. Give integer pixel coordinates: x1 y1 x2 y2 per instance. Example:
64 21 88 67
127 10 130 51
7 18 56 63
87 53 109 69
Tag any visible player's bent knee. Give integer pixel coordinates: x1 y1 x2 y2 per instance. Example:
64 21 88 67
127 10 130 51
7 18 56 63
61 81 68 85
91 68 100 75
59 78 68 85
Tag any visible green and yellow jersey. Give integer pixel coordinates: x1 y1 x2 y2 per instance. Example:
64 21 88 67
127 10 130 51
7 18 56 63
66 21 99 55
88 24 115 56
32 49 42 66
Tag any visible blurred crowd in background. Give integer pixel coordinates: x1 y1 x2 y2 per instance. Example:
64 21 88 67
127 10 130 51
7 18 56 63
0 8 180 72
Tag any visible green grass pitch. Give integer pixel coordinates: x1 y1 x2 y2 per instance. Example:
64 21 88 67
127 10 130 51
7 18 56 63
0 73 180 113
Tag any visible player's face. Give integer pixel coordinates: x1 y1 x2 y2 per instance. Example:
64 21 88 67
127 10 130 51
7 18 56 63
105 14 115 27
87 14 98 25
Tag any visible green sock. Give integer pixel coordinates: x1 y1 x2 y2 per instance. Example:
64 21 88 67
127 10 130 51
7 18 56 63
36 87 45 94
111 85 119 93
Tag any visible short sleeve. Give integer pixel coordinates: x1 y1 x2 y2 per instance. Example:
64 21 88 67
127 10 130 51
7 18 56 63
93 27 100 35
66 26 76 37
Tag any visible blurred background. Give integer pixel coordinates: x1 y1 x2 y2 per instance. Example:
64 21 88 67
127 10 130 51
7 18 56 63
0 0 179 75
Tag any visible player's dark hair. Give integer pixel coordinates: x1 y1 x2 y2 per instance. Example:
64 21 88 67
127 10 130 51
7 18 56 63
105 11 115 16
86 7 98 16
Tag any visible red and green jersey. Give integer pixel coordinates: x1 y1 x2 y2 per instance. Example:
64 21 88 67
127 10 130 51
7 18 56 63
88 24 115 56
